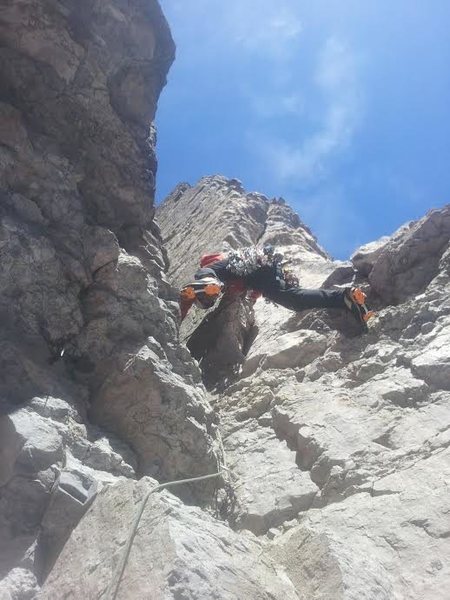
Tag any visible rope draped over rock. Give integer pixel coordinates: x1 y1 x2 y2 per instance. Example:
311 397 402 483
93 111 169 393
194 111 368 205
106 468 229 600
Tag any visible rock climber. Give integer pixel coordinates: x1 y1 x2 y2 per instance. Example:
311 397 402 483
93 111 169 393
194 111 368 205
179 244 375 328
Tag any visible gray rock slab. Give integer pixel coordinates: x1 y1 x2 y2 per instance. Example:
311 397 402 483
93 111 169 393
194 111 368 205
40 478 299 600
10 411 64 472
90 343 221 487
0 568 39 600
242 329 328 378
270 450 450 600
225 421 318 534
411 323 450 390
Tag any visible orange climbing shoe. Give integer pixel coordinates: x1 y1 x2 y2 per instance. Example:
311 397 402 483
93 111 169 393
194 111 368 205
344 287 376 327
350 287 366 306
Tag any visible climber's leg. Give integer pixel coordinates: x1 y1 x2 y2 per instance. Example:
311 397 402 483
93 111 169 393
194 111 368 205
263 286 346 311
264 286 375 326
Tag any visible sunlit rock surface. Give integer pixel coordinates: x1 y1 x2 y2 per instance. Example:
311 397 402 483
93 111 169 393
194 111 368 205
1 0 449 596
159 176 450 599
40 478 299 600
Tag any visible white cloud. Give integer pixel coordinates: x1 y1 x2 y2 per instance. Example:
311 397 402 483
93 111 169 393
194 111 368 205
163 2 363 189
242 87 305 118
232 4 303 57
261 37 363 183
164 0 303 60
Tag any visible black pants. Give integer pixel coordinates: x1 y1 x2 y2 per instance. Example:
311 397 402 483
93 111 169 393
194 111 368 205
263 286 346 311
244 265 347 312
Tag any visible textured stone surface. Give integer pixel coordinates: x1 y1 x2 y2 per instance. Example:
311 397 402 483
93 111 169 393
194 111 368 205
270 450 450 600
157 177 330 291
0 396 139 587
225 420 318 534
40 478 300 600
355 207 450 304
0 2 221 595
242 329 328 378
0 568 39 600
157 176 334 382
90 342 220 483
157 177 269 287
160 176 450 599
0 0 211 489
1 0 450 597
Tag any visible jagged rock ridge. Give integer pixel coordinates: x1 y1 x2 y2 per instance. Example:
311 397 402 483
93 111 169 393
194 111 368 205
158 175 329 289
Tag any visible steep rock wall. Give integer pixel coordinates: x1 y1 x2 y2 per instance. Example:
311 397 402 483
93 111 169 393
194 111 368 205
157 176 336 384
158 175 330 290
40 477 300 600
0 2 222 595
158 176 450 599
1 1 449 597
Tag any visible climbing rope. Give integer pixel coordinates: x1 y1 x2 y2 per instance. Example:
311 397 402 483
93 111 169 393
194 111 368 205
105 468 228 600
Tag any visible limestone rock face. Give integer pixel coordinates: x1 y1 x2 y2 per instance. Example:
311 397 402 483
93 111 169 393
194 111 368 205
157 177 330 290
40 478 300 600
2 0 450 597
157 177 268 287
0 2 221 596
0 394 133 590
159 176 450 599
270 451 450 600
353 206 450 303
157 177 336 383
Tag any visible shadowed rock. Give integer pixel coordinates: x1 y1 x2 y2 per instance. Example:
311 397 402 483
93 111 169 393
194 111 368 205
0 2 221 595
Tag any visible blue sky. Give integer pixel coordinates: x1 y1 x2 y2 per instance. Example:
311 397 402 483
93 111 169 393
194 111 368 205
156 0 450 259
